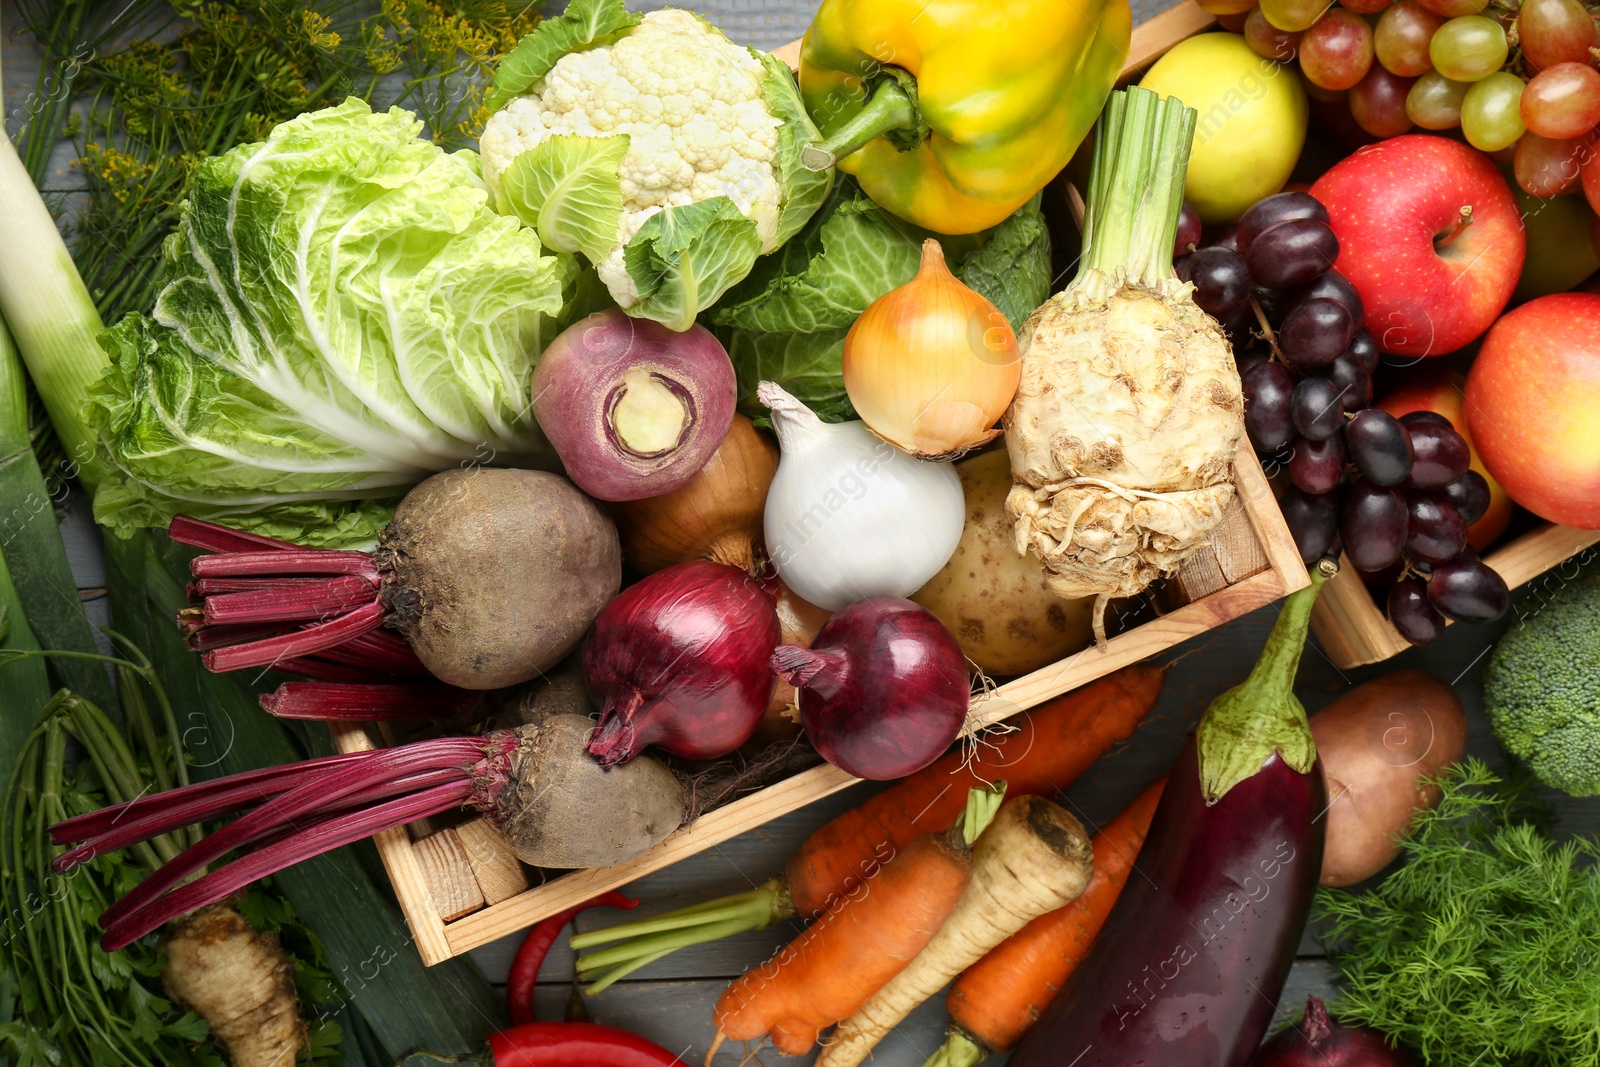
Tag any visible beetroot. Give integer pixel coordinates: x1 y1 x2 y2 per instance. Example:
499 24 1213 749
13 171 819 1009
49 715 685 951
773 597 969 780
583 561 780 767
171 467 621 690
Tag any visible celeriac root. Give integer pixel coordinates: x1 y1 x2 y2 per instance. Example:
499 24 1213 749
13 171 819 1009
162 902 306 1067
814 796 1094 1067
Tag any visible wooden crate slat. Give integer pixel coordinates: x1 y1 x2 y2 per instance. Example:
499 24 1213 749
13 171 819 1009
456 818 531 906
1311 524 1600 669
414 828 486 922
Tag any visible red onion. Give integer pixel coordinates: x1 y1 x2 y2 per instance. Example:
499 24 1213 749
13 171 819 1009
584 561 779 767
772 597 969 781
532 309 737 501
1254 997 1421 1066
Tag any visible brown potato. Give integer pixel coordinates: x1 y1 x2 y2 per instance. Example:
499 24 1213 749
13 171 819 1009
1310 670 1467 887
912 450 1094 676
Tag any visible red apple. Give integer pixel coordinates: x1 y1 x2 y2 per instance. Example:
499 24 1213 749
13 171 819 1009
1377 372 1514 549
1310 135 1526 357
1465 292 1600 528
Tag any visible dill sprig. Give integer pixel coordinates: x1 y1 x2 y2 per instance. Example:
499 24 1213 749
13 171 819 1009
1318 759 1600 1067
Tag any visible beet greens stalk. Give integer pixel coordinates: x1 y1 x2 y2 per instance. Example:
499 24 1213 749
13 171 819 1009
51 716 689 950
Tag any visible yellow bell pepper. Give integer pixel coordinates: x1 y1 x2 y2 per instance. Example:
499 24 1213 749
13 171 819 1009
797 0 1131 234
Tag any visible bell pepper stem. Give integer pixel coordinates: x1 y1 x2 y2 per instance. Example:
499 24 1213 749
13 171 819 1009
801 78 919 172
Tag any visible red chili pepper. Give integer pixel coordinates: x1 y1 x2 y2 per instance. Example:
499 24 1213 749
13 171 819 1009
507 890 638 1025
487 1021 687 1066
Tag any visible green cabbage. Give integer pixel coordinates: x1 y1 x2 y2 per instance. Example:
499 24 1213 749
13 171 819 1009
709 178 1054 422
85 98 577 547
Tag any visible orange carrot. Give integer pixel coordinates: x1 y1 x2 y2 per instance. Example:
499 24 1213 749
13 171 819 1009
572 666 1164 988
787 665 1164 919
710 787 1003 1059
929 778 1167 1067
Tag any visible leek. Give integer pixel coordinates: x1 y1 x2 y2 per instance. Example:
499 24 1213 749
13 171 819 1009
0 311 120 712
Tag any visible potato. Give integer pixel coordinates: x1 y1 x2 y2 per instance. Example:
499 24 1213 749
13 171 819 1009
1310 670 1467 887
912 450 1094 676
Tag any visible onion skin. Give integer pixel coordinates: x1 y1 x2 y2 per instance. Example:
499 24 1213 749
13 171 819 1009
1255 996 1421 1066
583 561 780 767
609 415 778 574
843 239 1021 459
532 309 737 502
773 597 969 781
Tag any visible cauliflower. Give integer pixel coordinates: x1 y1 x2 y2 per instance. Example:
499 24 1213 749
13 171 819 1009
480 0 829 330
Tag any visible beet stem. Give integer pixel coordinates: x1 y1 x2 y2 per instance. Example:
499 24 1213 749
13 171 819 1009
202 601 386 672
191 549 378 580
100 780 475 951
186 621 292 651
168 516 300 554
261 682 480 721
202 573 379 626
316 629 427 675
94 739 491 928
189 576 340 598
269 658 403 684
50 750 373 849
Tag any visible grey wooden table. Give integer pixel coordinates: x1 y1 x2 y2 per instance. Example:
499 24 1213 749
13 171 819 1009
6 2 1598 1064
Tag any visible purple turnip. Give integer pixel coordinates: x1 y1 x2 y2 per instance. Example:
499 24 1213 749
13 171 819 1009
532 309 737 501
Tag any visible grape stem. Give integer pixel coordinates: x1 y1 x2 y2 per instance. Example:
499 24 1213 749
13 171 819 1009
1434 205 1474 250
1249 294 1287 365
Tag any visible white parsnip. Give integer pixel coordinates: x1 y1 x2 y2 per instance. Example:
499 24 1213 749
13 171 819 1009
815 795 1094 1067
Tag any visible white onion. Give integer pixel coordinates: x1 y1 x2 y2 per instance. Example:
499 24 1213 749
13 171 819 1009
759 382 964 611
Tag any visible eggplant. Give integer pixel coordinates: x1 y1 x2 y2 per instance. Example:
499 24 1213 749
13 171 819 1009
1008 561 1335 1067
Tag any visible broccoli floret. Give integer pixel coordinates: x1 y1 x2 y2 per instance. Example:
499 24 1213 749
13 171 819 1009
1483 567 1600 796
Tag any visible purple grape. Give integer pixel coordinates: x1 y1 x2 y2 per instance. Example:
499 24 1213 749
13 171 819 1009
1323 353 1373 411
1243 361 1296 452
1344 409 1413 486
1279 485 1339 563
1210 226 1241 251
1406 422 1472 489
1388 577 1446 646
1343 332 1379 374
1280 298 1356 370
1179 247 1253 316
1340 480 1407 572
1244 219 1340 289
1289 434 1345 495
1427 558 1509 622
1175 201 1202 258
1444 469 1492 526
1292 376 1345 441
1291 269 1365 325
1399 410 1452 429
1405 491 1468 564
1237 192 1330 253
1255 287 1291 328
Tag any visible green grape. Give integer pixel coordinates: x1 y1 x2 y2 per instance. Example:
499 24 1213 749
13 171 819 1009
1461 72 1527 151
1261 0 1331 33
1406 69 1471 127
1429 15 1509 81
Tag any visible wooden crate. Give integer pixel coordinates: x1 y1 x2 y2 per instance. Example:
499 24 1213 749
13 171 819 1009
1311 525 1600 669
332 5 1307 966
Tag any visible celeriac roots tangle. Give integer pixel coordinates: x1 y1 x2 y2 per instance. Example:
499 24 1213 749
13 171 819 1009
164 903 305 1067
1004 88 1242 644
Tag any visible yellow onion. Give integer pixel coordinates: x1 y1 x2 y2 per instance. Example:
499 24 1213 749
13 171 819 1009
842 239 1022 459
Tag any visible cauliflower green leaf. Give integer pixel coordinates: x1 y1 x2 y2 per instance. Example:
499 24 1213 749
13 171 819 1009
496 133 629 264
84 98 576 547
624 197 765 333
484 0 642 113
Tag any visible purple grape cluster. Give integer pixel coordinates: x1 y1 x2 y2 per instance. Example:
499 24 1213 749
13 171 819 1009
1178 191 1510 648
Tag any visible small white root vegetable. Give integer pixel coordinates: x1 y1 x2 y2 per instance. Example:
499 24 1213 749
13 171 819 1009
814 795 1094 1067
1003 88 1242 644
163 902 305 1067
